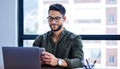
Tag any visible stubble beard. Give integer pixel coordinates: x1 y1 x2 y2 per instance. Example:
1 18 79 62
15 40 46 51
50 24 62 32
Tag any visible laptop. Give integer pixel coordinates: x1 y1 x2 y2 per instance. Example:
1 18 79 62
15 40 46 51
2 47 45 69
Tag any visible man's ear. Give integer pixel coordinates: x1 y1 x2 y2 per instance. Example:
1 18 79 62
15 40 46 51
63 16 66 21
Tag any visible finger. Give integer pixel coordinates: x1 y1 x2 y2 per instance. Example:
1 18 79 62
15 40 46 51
42 52 52 56
45 61 50 65
41 55 51 59
42 58 51 62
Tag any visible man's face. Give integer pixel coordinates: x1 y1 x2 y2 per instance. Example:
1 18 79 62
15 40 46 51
47 10 66 31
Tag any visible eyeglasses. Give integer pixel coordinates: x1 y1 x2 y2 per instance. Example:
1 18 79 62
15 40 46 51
47 16 62 22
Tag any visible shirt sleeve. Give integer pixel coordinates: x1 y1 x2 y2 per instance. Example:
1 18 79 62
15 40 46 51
64 35 84 68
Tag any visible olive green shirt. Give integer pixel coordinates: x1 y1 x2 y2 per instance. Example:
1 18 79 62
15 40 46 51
33 29 84 69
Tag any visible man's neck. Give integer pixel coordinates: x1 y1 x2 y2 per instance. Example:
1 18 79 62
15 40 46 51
52 27 64 43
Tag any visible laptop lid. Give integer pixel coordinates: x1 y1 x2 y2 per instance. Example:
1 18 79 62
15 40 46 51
2 47 44 69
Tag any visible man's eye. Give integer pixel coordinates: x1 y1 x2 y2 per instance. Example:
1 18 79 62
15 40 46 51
55 17 61 20
49 17 53 20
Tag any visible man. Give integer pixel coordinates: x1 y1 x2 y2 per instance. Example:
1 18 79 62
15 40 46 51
33 3 84 69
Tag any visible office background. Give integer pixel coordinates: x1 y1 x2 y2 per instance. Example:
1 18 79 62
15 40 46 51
0 0 120 69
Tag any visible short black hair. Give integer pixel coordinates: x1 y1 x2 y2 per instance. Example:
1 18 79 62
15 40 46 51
48 3 66 16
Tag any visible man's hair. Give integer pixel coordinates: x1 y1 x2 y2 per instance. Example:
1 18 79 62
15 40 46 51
48 3 66 16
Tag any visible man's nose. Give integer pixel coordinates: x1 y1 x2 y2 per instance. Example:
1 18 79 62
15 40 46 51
51 20 57 24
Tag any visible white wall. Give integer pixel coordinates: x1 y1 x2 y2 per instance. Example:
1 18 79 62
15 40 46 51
0 0 17 69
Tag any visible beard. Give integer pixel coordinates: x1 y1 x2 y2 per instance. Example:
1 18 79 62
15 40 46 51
50 24 62 32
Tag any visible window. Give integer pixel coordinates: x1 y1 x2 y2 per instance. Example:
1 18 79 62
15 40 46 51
23 0 120 35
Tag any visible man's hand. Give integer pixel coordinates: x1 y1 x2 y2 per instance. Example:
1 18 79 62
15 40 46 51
41 52 58 66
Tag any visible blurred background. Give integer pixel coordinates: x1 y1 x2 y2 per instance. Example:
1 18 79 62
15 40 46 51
0 0 120 69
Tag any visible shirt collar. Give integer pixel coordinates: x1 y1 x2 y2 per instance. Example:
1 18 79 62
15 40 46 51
49 28 67 38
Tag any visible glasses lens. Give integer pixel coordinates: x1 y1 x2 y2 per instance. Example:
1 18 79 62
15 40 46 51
55 17 61 20
47 16 52 20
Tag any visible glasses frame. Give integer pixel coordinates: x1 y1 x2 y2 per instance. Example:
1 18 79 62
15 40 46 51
47 16 63 22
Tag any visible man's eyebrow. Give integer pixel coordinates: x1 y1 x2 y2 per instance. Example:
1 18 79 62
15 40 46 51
48 16 61 18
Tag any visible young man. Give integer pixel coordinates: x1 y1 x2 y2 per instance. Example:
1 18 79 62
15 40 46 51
33 3 84 69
